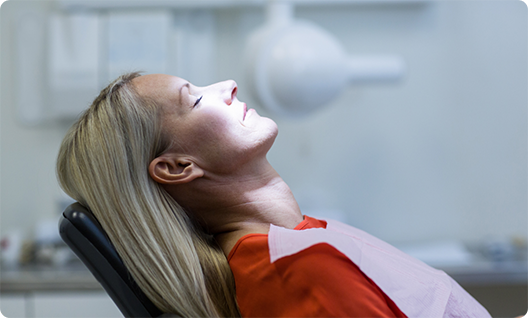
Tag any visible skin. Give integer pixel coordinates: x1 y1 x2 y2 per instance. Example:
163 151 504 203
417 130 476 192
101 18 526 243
132 74 304 256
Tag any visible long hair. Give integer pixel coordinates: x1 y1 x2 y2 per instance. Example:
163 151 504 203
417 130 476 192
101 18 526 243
56 72 241 317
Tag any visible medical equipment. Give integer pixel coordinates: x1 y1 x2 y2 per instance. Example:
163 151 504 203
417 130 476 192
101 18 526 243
244 1 406 116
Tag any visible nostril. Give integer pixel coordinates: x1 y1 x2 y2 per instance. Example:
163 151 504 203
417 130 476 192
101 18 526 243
223 80 238 105
231 86 238 101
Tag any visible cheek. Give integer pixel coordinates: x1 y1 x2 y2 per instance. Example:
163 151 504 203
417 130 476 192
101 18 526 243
197 116 234 144
184 115 240 156
167 109 275 172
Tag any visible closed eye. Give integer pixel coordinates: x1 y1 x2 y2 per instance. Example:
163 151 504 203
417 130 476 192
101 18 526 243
193 96 203 108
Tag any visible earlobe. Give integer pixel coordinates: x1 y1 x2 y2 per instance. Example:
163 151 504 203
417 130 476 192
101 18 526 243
149 156 204 185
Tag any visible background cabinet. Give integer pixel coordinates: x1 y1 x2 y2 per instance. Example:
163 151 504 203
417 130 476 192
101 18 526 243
1 295 26 318
1 291 121 318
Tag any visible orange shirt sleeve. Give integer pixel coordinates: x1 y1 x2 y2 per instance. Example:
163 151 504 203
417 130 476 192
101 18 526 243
229 235 407 318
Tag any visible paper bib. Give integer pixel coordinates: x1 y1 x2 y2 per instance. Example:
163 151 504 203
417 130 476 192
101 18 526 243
268 219 491 318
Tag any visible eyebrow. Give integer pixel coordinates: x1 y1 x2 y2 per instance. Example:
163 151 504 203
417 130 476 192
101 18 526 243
179 83 190 105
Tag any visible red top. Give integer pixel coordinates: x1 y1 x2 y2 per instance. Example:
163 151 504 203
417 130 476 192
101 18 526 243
228 216 407 317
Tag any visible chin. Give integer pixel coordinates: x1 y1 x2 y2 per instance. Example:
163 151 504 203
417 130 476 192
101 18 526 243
263 118 279 144
259 119 279 154
264 116 279 135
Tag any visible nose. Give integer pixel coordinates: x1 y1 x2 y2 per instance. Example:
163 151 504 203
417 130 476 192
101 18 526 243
223 80 237 105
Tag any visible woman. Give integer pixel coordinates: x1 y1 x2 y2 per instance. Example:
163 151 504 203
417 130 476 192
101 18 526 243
57 72 490 317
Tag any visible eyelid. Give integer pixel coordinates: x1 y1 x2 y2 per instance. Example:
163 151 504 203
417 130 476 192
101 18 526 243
193 95 203 107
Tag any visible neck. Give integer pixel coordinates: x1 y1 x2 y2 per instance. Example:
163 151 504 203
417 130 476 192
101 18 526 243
166 158 303 255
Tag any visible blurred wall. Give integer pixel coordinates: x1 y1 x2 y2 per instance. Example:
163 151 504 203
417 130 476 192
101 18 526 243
1 0 526 247
1 0 67 238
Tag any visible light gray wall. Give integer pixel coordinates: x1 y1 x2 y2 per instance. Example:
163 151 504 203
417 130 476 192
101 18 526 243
1 1 526 246
1 0 68 238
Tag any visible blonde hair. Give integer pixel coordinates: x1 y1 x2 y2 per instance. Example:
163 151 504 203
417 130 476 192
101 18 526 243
56 73 240 317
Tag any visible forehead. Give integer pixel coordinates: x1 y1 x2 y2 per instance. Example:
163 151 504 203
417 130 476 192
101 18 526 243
132 74 187 107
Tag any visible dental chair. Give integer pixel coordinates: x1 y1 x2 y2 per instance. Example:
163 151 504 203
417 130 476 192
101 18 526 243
59 202 164 318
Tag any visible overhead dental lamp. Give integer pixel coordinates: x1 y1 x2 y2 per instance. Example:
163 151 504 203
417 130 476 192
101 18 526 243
244 1 406 117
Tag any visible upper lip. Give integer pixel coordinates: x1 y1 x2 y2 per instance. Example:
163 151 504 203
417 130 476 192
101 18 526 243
243 103 247 120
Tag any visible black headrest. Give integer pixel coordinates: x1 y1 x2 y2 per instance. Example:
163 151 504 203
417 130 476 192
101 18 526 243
59 202 164 318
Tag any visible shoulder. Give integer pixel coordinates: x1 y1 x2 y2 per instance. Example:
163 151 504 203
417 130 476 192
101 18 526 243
229 235 404 317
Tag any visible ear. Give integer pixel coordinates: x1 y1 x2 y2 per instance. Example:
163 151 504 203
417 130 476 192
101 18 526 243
149 155 204 185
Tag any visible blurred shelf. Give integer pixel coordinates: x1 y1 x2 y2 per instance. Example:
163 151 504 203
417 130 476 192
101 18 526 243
1 259 525 293
442 260 527 287
1 265 101 293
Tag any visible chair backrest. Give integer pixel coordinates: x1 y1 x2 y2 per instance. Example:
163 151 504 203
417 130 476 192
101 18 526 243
59 202 164 318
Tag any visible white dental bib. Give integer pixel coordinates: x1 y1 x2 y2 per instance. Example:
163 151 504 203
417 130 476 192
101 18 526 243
268 219 491 318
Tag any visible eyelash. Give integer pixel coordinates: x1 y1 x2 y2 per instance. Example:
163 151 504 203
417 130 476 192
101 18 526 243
193 96 203 107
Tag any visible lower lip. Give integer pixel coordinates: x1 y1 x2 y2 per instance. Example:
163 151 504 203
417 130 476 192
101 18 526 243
246 108 255 119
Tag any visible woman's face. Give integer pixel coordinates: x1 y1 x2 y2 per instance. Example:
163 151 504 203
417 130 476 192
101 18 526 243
133 74 278 174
